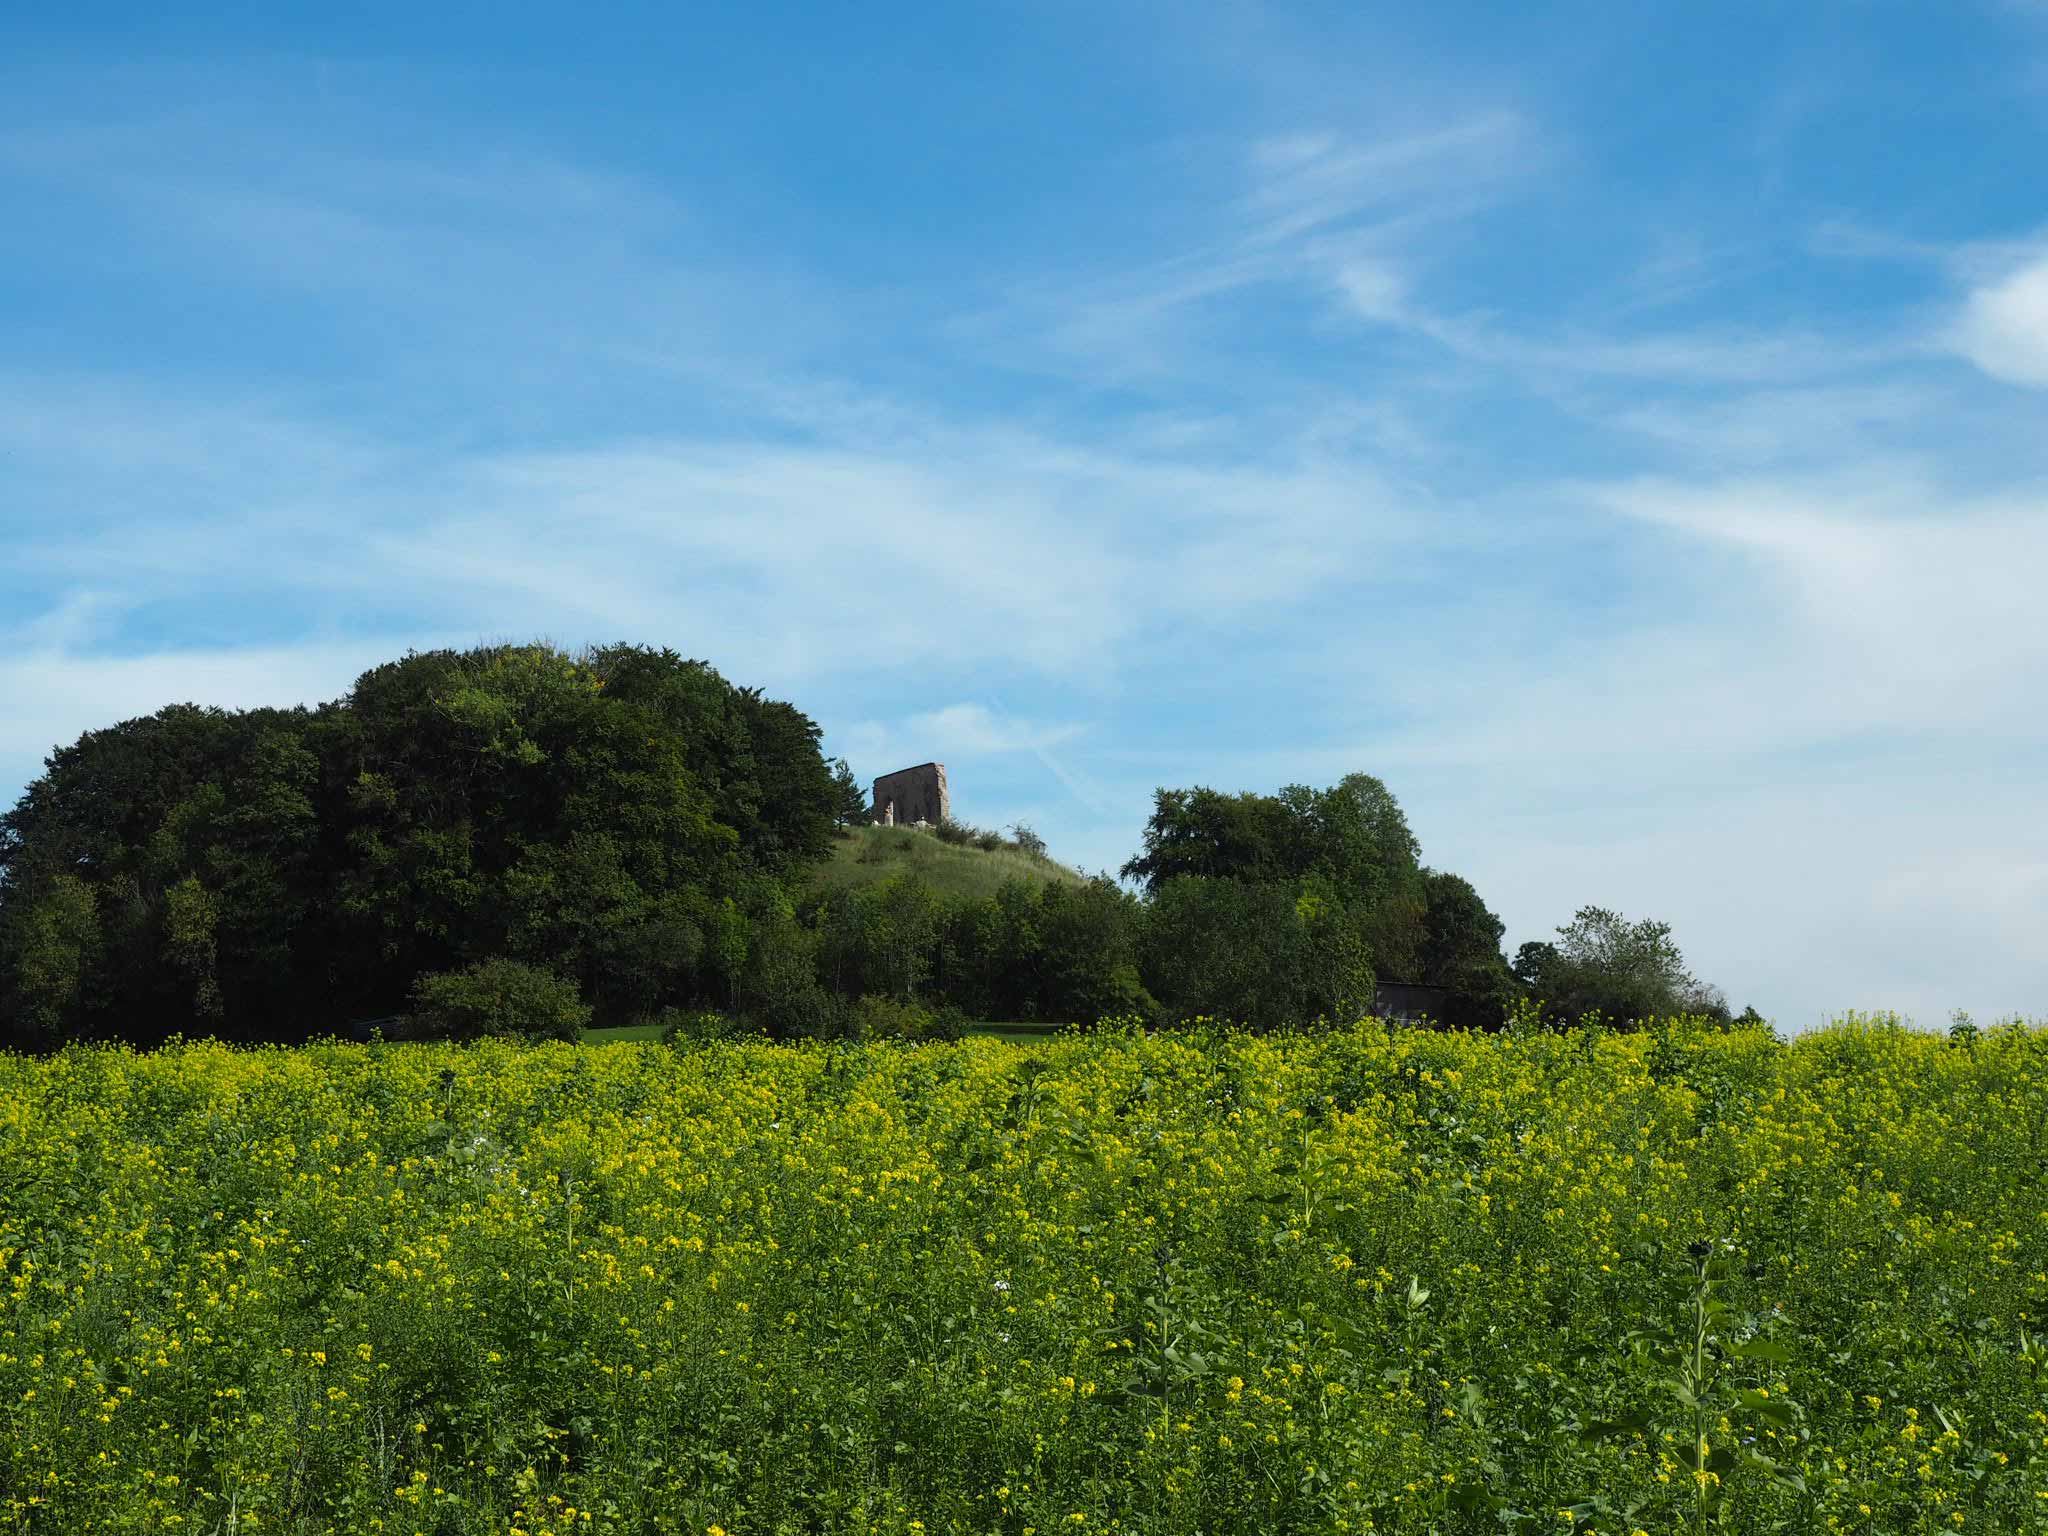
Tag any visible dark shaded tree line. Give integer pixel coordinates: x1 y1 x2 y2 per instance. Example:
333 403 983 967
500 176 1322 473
0 641 1746 1048
0 644 840 1047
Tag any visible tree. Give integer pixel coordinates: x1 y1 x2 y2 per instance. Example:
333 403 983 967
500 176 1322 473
406 957 591 1042
1138 876 1374 1031
729 689 839 871
0 702 322 1045
0 641 845 1045
814 871 946 1004
1513 905 1721 1027
737 898 837 1038
0 874 101 1049
1292 773 1423 911
827 758 869 826
938 876 1153 1025
1122 774 1428 984
1292 876 1379 1026
1416 869 1519 1028
1417 870 1505 982
1140 877 1296 1029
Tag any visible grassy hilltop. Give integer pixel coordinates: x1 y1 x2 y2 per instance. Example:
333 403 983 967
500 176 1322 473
810 822 1092 904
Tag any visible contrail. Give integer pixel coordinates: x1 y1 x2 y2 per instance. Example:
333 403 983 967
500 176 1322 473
983 692 1115 817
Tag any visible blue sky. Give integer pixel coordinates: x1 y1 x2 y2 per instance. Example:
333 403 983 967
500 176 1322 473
4 2 2047 1031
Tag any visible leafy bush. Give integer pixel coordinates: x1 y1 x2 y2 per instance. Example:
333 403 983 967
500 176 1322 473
844 994 968 1041
655 1006 750 1046
404 957 591 1042
849 993 929 1041
925 1001 969 1042
749 984 847 1041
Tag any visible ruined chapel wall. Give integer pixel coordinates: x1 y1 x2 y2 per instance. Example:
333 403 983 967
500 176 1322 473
871 763 950 826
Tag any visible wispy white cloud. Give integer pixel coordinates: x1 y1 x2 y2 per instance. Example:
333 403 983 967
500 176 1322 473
1950 246 2048 387
1328 257 1890 385
1606 383 1937 466
901 703 1083 757
1241 113 1532 245
1384 470 2048 767
953 112 1540 385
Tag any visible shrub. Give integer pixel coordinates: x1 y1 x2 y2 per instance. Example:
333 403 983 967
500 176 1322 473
404 957 591 1042
845 994 968 1042
748 984 847 1041
1009 821 1047 859
655 1006 749 1046
925 1001 969 1042
849 993 924 1041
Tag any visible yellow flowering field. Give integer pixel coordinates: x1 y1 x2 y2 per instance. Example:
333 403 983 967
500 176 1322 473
1 1018 2045 1535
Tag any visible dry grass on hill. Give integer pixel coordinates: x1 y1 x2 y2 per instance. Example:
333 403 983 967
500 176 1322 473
811 823 1091 904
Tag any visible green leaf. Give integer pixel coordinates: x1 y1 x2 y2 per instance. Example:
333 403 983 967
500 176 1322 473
1731 1337 1794 1363
1579 1407 1653 1442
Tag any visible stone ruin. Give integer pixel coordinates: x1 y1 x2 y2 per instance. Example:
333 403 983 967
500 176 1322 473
871 762 949 829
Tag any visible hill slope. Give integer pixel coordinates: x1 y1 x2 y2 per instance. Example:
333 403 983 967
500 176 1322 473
811 824 1092 904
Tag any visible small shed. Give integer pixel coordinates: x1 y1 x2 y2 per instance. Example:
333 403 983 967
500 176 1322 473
1370 982 1451 1024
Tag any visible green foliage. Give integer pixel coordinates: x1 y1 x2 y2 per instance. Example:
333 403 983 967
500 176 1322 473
0 643 841 1047
0 872 100 1046
1123 773 1420 901
405 956 592 1042
1121 775 1431 999
826 757 869 827
1417 869 1504 981
2 648 1738 1048
1588 1240 1812 1532
816 871 946 1003
846 993 966 1042
161 874 224 1020
1140 875 1374 1030
932 815 978 846
655 1006 753 1046
0 703 322 1045
1515 904 1723 1028
942 876 1154 1026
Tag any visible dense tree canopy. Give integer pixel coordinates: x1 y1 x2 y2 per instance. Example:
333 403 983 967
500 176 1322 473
0 644 841 1047
1512 904 1732 1026
1118 774 1432 1001
1120 774 1420 899
0 644 1737 1045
